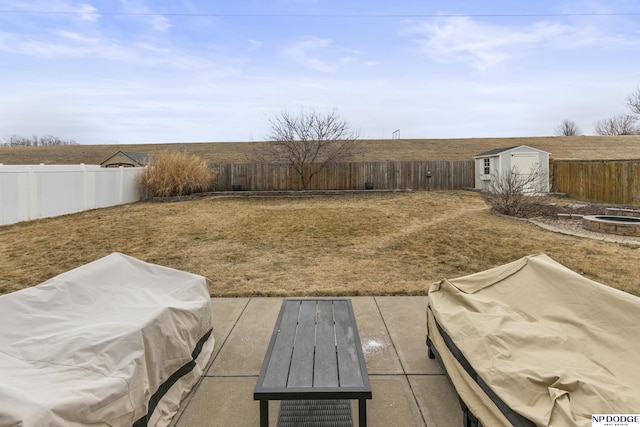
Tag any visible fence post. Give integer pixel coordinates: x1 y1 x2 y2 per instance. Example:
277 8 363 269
27 165 39 221
119 166 124 203
81 164 88 211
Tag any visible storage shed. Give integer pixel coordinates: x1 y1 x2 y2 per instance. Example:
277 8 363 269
100 151 150 168
473 145 550 192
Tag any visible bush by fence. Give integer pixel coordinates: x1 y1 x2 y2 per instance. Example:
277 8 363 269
210 160 475 191
137 151 214 197
0 164 143 225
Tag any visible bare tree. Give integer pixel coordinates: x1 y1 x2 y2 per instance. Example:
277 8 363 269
39 135 72 146
1 134 78 147
252 110 361 190
2 135 31 146
554 119 581 136
593 114 639 135
627 86 640 118
480 165 555 218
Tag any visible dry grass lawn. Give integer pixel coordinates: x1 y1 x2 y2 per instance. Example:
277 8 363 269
1 191 639 298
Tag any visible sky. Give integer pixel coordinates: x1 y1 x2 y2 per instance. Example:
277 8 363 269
1 0 639 145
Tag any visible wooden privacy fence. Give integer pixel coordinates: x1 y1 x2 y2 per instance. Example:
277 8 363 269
210 160 475 191
552 159 640 204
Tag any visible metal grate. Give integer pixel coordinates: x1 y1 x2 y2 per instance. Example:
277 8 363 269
277 400 354 427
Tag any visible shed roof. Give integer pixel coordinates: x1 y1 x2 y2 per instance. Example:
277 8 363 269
473 145 550 158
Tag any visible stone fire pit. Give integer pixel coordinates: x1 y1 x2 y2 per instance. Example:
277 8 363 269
582 208 640 237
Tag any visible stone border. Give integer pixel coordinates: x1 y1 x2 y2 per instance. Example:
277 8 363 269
605 207 640 218
527 217 640 247
582 215 640 237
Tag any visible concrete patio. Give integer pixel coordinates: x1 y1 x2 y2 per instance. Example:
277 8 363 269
171 296 463 427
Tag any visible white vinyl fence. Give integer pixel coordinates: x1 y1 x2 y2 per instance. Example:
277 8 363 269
0 164 144 226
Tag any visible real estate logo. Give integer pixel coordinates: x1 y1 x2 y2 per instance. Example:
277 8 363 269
592 414 640 427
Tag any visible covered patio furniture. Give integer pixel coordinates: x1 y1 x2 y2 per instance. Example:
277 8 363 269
0 252 214 427
427 253 640 427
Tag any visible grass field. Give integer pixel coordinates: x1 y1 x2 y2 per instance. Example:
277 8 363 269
1 191 639 298
2 135 640 165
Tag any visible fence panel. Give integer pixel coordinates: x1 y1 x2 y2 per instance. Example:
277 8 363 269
0 167 28 225
0 165 143 225
552 160 640 204
35 166 86 218
210 160 475 191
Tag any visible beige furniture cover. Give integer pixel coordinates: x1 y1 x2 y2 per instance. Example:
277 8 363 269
0 253 214 427
427 253 640 427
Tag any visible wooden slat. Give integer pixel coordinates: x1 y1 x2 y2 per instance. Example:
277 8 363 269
313 301 339 387
287 301 317 388
262 301 301 388
333 300 363 388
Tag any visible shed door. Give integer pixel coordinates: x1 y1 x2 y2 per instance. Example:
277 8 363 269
512 154 538 173
511 154 540 192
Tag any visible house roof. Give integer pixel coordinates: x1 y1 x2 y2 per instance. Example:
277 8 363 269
100 151 151 167
473 145 550 158
120 151 151 165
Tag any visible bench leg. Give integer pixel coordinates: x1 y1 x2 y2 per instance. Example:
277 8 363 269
260 400 269 427
359 399 367 427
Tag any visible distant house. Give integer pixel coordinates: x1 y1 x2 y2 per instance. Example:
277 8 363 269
473 145 550 192
100 151 151 168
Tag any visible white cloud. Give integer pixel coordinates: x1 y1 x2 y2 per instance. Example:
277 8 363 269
248 39 263 52
150 15 172 32
0 29 139 60
0 27 228 70
283 37 359 73
75 3 101 22
0 0 101 21
117 0 173 32
402 17 581 71
56 30 100 44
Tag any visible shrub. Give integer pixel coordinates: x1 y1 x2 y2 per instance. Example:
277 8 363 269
480 166 557 218
137 150 214 197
